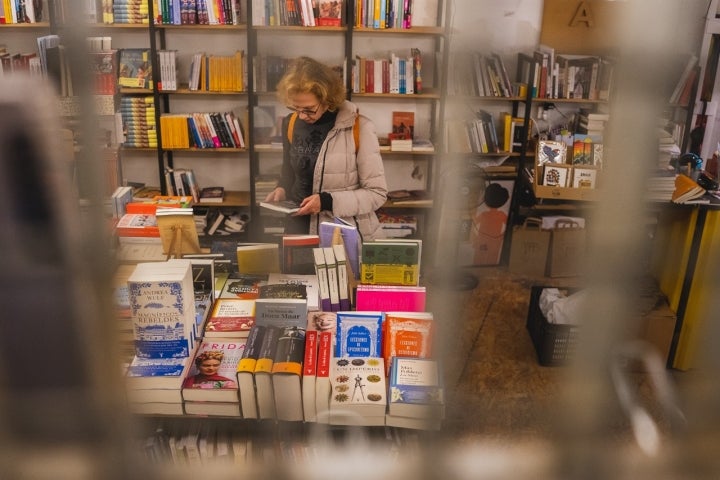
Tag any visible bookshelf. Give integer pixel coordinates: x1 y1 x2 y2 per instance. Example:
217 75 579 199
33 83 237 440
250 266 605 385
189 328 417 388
347 0 448 251
15 0 449 249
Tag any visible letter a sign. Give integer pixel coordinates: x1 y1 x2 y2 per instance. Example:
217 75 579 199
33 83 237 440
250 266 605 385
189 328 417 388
570 1 595 28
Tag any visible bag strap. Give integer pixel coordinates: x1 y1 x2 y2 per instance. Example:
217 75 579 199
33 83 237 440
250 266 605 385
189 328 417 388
522 217 543 229
287 111 360 153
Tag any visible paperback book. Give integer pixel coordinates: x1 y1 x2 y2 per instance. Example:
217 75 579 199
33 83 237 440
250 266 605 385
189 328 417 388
328 357 386 426
334 311 384 358
128 260 196 359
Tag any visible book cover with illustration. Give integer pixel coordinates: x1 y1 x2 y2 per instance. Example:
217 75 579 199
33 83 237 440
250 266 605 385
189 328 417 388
182 339 246 402
458 179 515 266
329 357 386 426
127 260 196 358
118 48 153 89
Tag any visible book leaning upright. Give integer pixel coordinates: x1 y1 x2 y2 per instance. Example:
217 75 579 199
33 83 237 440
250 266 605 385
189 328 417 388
127 259 197 359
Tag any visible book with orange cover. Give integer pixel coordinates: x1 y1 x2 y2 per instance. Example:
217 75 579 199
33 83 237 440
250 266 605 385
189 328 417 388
382 311 434 376
672 174 706 204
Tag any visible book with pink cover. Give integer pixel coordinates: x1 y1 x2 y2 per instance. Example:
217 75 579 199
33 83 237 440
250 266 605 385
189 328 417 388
355 284 426 312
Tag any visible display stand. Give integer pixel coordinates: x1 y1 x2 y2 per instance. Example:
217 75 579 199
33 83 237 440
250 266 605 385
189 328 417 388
156 209 201 259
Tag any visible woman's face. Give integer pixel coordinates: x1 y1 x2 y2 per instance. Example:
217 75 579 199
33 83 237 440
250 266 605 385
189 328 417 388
198 358 221 376
288 92 327 124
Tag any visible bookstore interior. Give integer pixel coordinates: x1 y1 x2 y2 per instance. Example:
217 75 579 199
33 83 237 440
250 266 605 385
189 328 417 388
4 0 720 477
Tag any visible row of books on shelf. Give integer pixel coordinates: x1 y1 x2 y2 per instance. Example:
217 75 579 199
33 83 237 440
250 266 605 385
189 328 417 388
118 95 158 147
253 0 417 29
352 49 422 95
523 46 614 101
159 111 246 149
251 0 337 27
354 0 415 29
157 0 243 25
444 111 524 154
186 50 246 92
0 0 42 23
139 418 421 467
117 252 442 429
448 51 515 98
0 47 41 77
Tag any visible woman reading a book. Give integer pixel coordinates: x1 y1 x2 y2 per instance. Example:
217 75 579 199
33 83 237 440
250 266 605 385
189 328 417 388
265 56 387 240
183 350 236 388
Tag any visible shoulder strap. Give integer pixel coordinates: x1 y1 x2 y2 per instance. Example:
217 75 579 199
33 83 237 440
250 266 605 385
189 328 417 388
286 111 360 153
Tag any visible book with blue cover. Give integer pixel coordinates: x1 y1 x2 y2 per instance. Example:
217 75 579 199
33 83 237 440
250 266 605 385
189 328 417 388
334 311 383 358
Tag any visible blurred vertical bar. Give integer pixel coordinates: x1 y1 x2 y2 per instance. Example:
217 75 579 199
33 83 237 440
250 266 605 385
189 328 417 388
0 0 140 476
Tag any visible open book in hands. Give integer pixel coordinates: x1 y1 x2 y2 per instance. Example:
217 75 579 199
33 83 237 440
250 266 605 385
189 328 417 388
259 200 300 214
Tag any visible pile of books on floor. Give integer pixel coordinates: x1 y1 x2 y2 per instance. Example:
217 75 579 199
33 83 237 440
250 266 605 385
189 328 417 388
117 220 444 431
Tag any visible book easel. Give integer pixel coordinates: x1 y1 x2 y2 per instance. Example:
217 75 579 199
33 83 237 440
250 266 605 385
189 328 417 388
160 221 201 260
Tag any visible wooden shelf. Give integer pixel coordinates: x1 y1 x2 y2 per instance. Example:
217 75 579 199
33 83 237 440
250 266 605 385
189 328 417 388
195 190 250 207
154 24 247 30
533 184 601 201
253 25 344 32
160 86 247 95
353 26 445 35
353 88 441 100
162 147 247 153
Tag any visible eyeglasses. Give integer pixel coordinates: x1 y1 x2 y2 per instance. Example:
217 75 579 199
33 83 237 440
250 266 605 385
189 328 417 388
287 103 322 116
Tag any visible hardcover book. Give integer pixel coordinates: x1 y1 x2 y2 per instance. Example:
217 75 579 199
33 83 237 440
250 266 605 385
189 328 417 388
235 324 268 419
334 311 384 358
271 325 306 422
182 338 246 402
302 326 319 422
267 272 320 311
253 325 282 420
254 283 308 329
328 357 386 426
315 329 334 424
204 298 256 338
